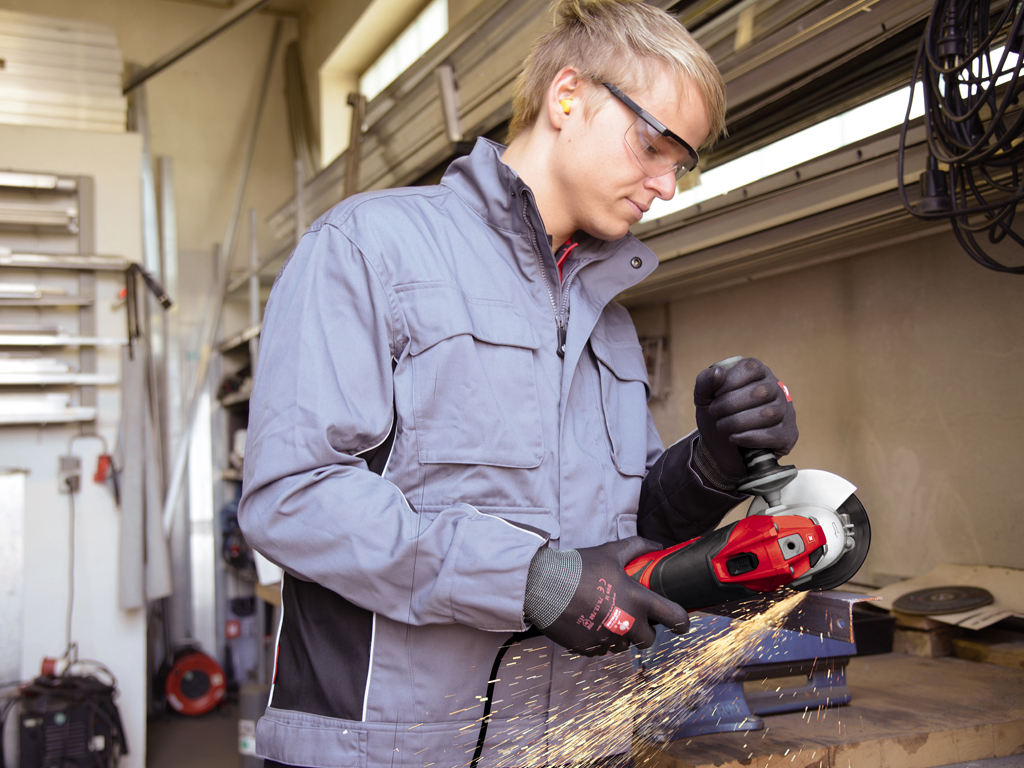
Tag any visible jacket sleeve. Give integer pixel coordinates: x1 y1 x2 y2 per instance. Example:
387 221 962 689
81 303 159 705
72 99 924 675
636 423 747 547
238 222 545 632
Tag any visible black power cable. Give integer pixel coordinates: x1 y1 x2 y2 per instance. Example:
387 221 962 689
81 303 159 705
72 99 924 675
470 627 540 768
898 0 1024 273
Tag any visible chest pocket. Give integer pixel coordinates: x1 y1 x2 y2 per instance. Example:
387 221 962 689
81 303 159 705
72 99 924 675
589 334 650 478
401 284 544 468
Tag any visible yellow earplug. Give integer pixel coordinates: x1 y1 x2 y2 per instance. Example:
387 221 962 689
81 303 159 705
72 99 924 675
560 98 573 114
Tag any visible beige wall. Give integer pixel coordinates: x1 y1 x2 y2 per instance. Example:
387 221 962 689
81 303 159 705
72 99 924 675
634 230 1024 585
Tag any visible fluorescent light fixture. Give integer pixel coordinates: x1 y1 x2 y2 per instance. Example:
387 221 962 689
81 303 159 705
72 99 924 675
647 84 927 223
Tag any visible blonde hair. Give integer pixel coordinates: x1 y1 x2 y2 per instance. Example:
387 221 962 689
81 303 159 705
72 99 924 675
508 0 726 152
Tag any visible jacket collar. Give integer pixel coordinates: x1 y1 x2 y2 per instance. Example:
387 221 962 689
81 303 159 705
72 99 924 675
442 137 658 284
441 137 524 231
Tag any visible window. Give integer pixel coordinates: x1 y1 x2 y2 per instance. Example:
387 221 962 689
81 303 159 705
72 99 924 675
359 0 448 102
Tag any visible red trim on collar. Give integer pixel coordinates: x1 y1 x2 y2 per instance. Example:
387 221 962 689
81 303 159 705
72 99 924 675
556 240 579 280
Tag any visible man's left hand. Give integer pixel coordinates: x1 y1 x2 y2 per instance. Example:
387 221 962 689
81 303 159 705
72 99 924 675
693 357 798 482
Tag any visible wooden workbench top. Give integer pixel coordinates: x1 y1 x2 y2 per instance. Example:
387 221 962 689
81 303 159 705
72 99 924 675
642 653 1024 768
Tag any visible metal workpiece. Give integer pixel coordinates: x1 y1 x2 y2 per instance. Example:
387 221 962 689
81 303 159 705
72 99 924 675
702 589 880 644
0 253 129 271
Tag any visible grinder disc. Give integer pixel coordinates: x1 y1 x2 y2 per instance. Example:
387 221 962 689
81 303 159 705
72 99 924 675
893 586 994 615
792 493 871 592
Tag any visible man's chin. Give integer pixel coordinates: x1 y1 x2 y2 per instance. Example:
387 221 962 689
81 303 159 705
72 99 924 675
581 221 631 242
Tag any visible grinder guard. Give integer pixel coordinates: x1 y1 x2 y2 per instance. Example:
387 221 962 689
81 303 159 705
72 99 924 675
747 469 871 592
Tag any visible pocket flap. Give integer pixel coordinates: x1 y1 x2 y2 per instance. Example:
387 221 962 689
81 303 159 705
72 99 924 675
589 335 649 386
257 707 367 768
399 284 540 355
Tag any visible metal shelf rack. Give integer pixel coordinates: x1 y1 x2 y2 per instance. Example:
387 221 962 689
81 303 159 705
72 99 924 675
0 174 128 426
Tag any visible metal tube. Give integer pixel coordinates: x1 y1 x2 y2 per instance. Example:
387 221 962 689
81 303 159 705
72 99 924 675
163 20 283 535
434 64 462 143
344 93 366 199
225 236 293 294
294 157 306 246
248 209 261 373
123 0 274 94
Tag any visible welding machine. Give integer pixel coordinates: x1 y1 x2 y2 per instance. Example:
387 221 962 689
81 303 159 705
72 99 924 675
16 673 127 768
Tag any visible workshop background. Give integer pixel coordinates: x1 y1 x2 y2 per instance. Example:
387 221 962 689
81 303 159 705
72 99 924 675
0 0 1021 767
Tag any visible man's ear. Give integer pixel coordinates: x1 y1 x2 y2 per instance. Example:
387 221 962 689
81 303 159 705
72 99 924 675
544 66 584 130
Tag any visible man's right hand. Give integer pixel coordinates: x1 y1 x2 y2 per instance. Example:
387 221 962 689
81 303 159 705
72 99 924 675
523 537 690 657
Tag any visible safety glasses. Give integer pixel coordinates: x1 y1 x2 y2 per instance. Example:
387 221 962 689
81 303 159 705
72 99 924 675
603 83 699 180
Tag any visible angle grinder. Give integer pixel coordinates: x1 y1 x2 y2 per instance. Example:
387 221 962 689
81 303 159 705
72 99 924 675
626 356 872 610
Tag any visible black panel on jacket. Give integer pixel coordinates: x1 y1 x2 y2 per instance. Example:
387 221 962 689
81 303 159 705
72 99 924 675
272 574 373 720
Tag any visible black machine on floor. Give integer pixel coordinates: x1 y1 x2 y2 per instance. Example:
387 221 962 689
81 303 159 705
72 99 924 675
12 673 128 768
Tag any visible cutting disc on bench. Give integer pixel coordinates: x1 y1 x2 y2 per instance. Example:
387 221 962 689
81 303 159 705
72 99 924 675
892 585 994 615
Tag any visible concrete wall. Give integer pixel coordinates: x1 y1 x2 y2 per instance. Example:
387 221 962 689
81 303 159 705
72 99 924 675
634 230 1024 585
0 123 146 768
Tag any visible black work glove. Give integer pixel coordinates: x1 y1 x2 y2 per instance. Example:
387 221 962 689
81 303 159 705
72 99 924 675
523 537 690 657
693 357 799 486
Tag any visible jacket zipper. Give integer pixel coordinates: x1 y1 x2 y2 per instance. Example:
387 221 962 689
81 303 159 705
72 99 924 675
521 195 564 356
558 258 593 352
521 195 594 358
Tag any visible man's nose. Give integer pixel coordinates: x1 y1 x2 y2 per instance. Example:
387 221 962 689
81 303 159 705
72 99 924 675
646 170 677 200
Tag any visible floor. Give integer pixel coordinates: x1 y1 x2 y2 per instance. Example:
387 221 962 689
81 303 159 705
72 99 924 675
146 701 242 768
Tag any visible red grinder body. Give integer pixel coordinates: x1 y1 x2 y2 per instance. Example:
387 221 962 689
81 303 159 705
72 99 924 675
626 514 828 611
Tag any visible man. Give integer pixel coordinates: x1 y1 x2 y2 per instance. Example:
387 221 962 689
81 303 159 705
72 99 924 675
239 1 797 766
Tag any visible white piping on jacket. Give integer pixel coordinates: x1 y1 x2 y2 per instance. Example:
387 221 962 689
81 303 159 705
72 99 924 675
267 578 286 706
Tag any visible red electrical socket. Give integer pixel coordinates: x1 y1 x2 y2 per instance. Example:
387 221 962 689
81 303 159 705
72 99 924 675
94 454 112 483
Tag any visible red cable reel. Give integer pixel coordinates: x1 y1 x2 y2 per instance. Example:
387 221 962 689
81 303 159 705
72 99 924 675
164 649 226 716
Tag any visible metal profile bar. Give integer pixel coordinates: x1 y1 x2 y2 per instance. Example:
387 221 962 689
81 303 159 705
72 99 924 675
218 324 261 355
123 0 273 94
248 209 260 374
0 408 97 425
344 93 366 200
264 0 551 236
293 157 305 245
0 335 126 346
0 373 119 385
0 297 94 307
74 176 97 409
162 20 282 535
434 64 462 143
0 253 129 271
0 171 75 191
224 235 293 294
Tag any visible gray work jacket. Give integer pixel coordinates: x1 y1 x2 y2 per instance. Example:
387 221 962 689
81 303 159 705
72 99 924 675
239 138 740 768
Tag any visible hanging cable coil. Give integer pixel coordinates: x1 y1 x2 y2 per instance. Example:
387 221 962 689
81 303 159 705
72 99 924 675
899 0 1024 273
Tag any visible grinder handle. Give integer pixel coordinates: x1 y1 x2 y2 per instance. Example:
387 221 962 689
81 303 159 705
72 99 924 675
709 356 797 505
